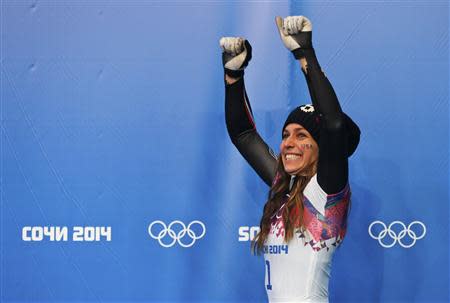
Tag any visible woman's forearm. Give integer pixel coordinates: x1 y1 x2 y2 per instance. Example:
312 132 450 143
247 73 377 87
225 77 255 140
299 48 348 194
300 49 343 121
224 77 277 187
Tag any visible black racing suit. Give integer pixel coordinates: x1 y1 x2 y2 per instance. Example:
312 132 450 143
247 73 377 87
225 48 360 194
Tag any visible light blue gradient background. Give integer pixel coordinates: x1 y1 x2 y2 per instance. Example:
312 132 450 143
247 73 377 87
1 1 448 302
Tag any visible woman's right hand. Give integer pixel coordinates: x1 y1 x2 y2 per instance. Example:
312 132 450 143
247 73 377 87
219 37 252 78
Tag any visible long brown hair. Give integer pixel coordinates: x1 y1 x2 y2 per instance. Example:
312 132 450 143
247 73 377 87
253 154 317 254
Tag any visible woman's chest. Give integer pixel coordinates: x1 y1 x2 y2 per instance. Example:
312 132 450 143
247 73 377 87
268 180 350 252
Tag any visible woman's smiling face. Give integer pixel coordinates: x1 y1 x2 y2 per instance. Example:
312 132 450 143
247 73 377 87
280 123 319 175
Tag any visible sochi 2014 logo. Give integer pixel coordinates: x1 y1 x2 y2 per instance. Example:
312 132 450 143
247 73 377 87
368 220 426 248
148 220 206 248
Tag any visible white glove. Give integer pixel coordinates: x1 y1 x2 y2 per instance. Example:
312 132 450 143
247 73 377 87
219 37 252 77
275 16 313 58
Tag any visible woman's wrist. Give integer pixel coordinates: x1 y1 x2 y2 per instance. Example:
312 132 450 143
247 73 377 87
299 58 308 74
225 74 241 85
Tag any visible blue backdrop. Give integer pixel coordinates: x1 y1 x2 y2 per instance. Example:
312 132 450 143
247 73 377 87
1 1 449 302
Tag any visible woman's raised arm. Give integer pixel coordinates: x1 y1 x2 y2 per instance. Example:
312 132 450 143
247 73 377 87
275 16 360 194
221 38 278 187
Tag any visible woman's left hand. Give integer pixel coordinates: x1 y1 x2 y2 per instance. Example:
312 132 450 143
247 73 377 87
275 16 313 58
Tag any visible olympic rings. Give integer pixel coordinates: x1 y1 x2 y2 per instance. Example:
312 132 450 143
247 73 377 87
148 220 206 248
368 220 426 248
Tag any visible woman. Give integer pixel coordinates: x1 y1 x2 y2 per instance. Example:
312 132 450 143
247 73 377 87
220 16 360 302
